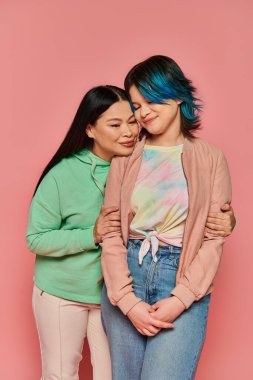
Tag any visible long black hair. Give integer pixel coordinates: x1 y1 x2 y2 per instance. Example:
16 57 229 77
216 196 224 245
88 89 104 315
34 85 128 195
124 55 202 139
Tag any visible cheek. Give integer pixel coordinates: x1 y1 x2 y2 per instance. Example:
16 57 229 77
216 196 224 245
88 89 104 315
103 129 121 143
94 131 113 146
160 108 175 122
131 124 140 136
134 111 142 123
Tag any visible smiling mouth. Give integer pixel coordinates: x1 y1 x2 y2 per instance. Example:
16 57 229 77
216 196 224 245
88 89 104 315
143 116 157 125
119 140 135 147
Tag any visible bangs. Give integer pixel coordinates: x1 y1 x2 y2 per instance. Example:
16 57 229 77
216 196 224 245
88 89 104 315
138 69 177 104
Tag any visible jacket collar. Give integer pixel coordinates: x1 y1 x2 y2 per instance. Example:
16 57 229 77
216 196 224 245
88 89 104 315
131 135 196 160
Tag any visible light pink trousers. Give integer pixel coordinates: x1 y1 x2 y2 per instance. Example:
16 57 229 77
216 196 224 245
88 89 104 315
32 285 112 380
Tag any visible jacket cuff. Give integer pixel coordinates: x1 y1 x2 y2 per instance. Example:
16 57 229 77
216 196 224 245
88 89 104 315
171 283 196 309
117 292 142 315
79 227 98 251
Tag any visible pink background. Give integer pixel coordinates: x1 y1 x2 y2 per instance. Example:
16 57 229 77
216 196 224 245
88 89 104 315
1 0 252 378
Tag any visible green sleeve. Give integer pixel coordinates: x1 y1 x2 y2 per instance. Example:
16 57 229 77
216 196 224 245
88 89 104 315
26 173 98 257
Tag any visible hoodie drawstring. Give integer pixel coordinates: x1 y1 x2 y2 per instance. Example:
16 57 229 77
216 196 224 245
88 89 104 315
91 159 105 196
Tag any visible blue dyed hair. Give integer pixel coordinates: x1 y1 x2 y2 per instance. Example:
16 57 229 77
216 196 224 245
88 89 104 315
124 55 202 138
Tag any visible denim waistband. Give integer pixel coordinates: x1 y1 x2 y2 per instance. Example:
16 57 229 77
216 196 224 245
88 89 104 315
128 239 181 263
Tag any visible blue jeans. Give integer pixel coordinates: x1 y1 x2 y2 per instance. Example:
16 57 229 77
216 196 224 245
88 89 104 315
101 239 211 380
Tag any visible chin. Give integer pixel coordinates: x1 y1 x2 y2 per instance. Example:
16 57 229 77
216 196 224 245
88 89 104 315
144 126 163 135
146 121 171 134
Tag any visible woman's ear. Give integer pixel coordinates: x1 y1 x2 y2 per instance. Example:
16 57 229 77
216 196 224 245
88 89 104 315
86 124 94 139
176 99 183 105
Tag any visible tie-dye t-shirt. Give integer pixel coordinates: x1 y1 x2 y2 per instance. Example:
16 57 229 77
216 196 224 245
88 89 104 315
130 144 188 264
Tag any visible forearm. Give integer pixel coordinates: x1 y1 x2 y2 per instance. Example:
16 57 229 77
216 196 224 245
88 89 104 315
171 236 223 308
27 226 98 257
101 235 142 315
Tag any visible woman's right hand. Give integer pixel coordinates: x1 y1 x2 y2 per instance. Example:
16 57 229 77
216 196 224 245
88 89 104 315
127 301 174 336
93 205 121 244
206 203 236 237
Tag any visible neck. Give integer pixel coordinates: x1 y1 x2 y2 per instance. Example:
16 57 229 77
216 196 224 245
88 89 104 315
147 131 184 147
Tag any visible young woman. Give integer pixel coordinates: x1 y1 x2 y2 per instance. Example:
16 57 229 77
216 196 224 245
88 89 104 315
101 56 234 380
26 85 139 380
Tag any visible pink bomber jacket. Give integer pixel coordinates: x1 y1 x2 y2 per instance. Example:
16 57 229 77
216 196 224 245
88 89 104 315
101 136 232 315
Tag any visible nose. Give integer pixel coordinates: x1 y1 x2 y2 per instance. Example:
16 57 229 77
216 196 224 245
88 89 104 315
122 123 134 137
140 104 151 119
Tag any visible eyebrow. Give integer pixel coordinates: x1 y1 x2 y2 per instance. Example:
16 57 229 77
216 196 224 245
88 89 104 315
107 115 135 123
107 118 122 122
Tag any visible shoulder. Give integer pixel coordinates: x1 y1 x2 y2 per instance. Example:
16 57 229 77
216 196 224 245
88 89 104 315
49 155 84 180
187 138 230 180
36 156 78 191
188 137 224 160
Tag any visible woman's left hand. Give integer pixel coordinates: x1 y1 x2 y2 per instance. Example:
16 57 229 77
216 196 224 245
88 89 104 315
149 296 186 323
205 203 236 237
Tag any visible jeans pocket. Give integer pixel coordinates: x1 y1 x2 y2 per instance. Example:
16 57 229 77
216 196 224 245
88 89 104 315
166 253 180 270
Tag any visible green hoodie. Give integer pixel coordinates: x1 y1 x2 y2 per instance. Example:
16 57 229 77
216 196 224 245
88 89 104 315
26 149 111 303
